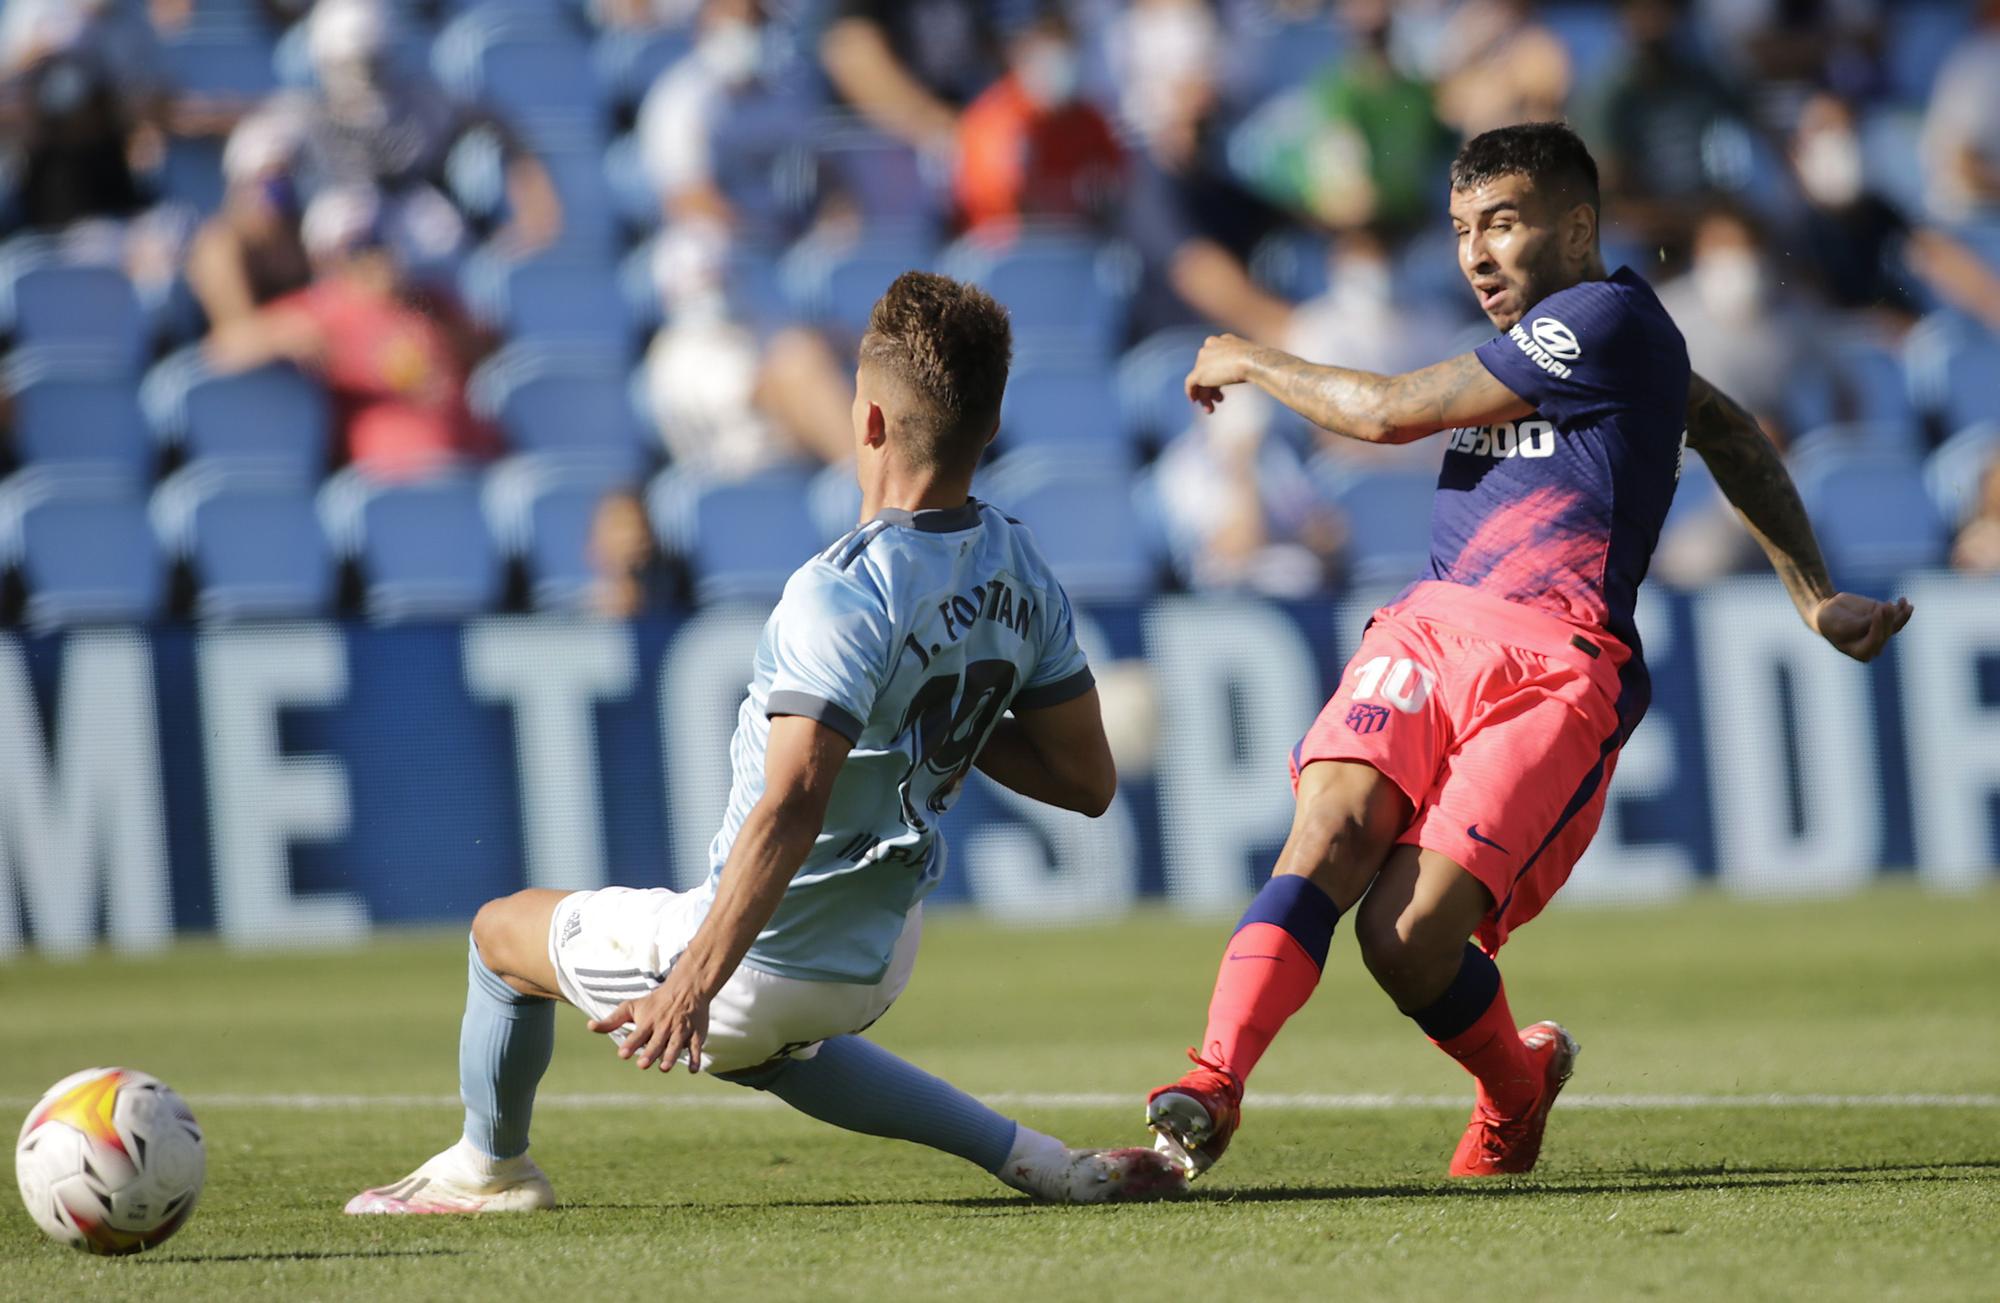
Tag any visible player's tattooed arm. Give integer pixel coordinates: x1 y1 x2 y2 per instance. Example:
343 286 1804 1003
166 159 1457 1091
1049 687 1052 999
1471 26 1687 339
1185 334 1532 444
1685 371 1913 662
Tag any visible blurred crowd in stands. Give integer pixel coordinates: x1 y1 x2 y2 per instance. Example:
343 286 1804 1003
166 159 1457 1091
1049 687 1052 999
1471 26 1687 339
0 0 1996 627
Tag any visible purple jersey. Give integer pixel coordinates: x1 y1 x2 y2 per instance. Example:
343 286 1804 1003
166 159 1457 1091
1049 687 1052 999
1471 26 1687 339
1427 266 1689 667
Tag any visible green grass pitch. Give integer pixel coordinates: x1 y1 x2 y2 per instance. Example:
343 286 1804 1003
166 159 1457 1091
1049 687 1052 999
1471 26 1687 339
4 884 1997 1301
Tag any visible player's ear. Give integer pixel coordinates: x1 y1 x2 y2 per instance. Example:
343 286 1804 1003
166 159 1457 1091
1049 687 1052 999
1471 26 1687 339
1564 200 1598 263
864 400 888 449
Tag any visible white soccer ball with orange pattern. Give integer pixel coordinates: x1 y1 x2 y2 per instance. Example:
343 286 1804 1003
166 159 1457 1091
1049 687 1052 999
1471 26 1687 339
14 1067 205 1255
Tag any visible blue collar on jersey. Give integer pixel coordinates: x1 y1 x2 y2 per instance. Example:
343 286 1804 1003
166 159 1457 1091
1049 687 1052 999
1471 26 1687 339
873 500 983 532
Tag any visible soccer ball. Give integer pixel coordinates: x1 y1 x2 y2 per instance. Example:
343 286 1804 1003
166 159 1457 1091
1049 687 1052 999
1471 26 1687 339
15 1067 205 1255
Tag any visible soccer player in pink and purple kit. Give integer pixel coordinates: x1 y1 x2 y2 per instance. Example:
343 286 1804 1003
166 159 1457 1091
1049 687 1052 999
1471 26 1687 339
1144 122 1914 1179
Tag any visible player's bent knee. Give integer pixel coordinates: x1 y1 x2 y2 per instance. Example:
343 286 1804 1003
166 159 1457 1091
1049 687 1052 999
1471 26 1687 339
471 890 562 985
1354 898 1463 997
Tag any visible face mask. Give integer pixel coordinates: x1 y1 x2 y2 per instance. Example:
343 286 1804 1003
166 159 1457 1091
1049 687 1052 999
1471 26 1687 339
1019 44 1079 108
1797 128 1863 208
1693 246 1767 323
700 21 762 86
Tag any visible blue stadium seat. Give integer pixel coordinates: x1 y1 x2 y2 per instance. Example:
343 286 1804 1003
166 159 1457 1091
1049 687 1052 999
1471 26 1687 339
160 26 280 99
1229 15 1343 99
434 10 605 141
812 117 945 229
808 459 864 547
1118 326 1216 444
483 456 634 611
0 471 164 628
594 25 695 110
463 251 631 349
152 466 334 621
1792 448 1947 577
942 232 1128 360
783 235 938 335
1906 316 2000 437
1788 422 1924 466
320 470 504 620
980 450 1156 602
648 464 822 604
153 136 228 216
1926 422 2000 531
141 351 331 481
1001 363 1130 457
537 149 626 256
1541 2 1628 75
469 348 650 473
0 252 151 367
4 350 155 482
1830 337 1920 435
1324 466 1440 586
1883 0 1971 106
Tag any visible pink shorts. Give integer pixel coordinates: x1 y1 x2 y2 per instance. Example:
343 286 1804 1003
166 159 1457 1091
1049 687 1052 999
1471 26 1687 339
1292 581 1633 951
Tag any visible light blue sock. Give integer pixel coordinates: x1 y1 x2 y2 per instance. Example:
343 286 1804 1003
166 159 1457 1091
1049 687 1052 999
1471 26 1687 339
459 934 555 1161
727 1036 1018 1173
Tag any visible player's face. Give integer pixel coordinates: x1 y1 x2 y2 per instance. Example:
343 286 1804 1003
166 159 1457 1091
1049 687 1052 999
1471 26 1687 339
1450 175 1569 331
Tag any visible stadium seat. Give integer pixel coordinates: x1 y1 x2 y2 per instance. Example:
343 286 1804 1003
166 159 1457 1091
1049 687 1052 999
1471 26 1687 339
1788 422 1924 466
0 470 164 629
1905 312 2000 438
594 25 695 111
433 10 605 142
1925 422 2000 530
1323 466 1440 586
1883 0 1971 106
808 459 864 547
1118 326 1217 445
320 470 504 621
483 456 633 612
1000 363 1131 457
1229 14 1343 99
463 251 632 350
4 350 155 482
0 252 152 367
152 136 228 216
152 466 334 621
979 450 1156 602
469 348 650 473
160 25 280 100
813 117 946 229
141 351 332 482
783 234 938 335
648 464 823 604
1830 337 1921 435
1792 448 1947 578
941 232 1128 360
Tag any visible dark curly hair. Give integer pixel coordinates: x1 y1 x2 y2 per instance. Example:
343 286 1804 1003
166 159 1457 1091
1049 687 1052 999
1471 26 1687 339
860 271 1013 474
1450 121 1601 212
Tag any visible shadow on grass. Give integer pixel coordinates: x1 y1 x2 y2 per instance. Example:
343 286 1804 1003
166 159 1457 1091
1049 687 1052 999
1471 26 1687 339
559 1160 2000 1214
137 1249 471 1266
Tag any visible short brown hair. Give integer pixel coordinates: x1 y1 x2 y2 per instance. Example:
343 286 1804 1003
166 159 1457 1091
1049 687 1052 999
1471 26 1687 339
859 271 1012 474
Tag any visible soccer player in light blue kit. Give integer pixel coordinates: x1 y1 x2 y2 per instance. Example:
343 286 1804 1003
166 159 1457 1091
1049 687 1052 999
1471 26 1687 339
347 272 1185 1214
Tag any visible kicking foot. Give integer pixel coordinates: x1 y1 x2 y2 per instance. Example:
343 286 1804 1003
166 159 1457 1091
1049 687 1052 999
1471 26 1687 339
1001 1145 1188 1204
344 1140 556 1214
1145 1049 1243 1179
1448 1020 1580 1177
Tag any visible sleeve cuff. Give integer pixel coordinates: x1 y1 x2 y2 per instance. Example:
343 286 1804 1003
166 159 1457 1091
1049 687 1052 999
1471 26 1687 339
1013 667 1095 711
767 690 865 744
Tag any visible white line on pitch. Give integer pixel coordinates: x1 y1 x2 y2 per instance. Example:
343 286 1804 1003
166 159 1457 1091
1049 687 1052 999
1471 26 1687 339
6 1091 1993 1112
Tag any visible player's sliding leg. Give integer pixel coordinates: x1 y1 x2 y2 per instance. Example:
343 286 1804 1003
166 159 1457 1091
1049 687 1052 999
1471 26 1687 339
726 1037 1186 1204
1354 849 1577 1177
1146 762 1410 1176
346 890 568 1214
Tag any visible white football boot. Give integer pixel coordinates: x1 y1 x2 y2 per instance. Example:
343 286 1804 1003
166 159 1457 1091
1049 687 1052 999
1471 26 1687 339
344 1139 556 1214
996 1129 1189 1204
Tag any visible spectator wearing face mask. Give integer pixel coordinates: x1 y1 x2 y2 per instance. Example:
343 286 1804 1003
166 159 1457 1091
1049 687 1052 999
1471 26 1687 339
953 12 1124 238
637 0 810 243
186 112 313 335
1657 205 1826 442
260 0 562 262
1145 386 1346 598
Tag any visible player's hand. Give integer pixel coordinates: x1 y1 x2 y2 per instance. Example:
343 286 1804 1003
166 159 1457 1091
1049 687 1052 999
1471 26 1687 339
1185 334 1260 413
1809 593 1913 663
587 966 709 1074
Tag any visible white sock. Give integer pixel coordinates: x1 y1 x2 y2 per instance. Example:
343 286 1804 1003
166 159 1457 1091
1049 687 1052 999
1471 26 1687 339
446 1136 530 1183
995 1125 1071 1194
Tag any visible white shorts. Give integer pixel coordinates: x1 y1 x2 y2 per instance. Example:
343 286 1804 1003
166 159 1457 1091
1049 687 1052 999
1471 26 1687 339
547 886 922 1076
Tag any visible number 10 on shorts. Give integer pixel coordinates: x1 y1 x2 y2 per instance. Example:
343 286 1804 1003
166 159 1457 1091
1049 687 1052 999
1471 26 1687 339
1351 656 1436 713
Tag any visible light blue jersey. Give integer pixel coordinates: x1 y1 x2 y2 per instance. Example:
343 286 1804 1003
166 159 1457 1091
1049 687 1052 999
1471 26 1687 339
707 499 1094 983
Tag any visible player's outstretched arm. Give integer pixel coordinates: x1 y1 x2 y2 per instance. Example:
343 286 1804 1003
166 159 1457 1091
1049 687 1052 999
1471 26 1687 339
1184 334 1533 445
586 714 851 1072
974 687 1117 817
1685 372 1913 662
